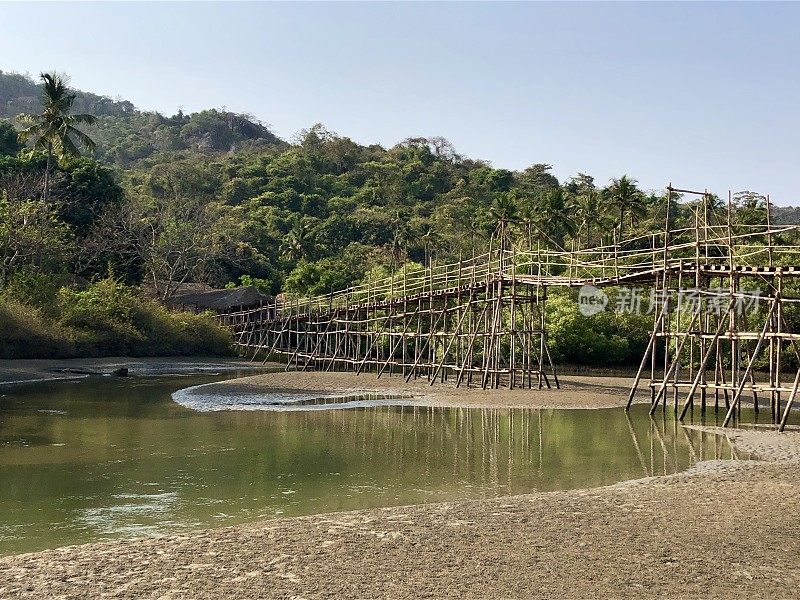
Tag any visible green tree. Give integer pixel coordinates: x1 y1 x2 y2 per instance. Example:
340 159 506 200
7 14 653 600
0 182 72 284
489 191 519 250
734 191 768 226
55 157 124 235
564 172 595 196
0 121 22 156
16 73 96 202
389 211 411 266
532 188 576 248
280 217 314 262
516 163 560 198
605 175 645 235
572 189 605 248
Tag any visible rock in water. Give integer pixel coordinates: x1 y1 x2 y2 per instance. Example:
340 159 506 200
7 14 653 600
111 367 129 377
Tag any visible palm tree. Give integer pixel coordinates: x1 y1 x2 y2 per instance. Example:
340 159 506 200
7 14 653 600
533 188 576 248
572 189 604 248
489 192 519 251
279 218 313 262
517 202 537 251
390 211 410 266
606 175 645 235
418 222 440 266
17 72 96 202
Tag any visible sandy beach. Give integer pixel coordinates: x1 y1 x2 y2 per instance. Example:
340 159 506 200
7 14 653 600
188 370 652 410
0 429 798 599
1 370 798 599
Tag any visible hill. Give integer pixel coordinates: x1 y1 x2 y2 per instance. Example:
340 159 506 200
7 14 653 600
0 71 286 166
771 206 800 225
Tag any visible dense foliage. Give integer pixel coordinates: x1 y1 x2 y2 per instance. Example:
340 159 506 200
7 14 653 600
0 278 232 358
0 71 789 364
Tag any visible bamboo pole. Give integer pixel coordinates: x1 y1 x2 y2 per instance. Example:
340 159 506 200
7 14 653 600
722 297 778 426
626 303 668 410
679 299 736 420
650 307 702 414
778 367 800 431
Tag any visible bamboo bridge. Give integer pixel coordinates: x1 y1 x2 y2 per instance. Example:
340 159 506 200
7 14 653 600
219 186 800 431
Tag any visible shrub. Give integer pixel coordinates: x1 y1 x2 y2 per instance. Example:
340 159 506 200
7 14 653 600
0 278 234 359
0 299 76 358
57 278 144 355
128 303 233 356
57 278 234 357
546 290 651 366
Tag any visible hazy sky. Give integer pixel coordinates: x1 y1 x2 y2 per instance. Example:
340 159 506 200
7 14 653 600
1 2 798 203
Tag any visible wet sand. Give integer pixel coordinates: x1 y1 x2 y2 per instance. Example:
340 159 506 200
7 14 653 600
0 429 798 599
1 370 798 598
190 370 651 410
0 357 271 385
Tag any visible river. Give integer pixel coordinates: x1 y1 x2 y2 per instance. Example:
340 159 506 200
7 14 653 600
0 373 742 555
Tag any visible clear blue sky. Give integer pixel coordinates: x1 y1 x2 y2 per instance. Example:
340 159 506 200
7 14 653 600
1 2 798 203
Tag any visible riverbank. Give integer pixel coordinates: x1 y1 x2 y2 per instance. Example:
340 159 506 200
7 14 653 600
2 370 798 598
0 286 236 361
0 426 798 599
0 357 273 385
182 370 651 410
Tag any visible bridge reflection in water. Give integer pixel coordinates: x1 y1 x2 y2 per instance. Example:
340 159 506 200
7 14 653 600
0 376 743 554
298 403 745 495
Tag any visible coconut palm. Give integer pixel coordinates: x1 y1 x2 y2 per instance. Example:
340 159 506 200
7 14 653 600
606 175 645 235
705 192 726 213
390 211 411 266
533 188 576 248
16 72 96 202
489 192 519 250
279 218 313 262
572 189 604 248
418 222 441 266
517 202 538 251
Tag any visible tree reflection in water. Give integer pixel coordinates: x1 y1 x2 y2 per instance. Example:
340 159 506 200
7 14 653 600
0 376 743 555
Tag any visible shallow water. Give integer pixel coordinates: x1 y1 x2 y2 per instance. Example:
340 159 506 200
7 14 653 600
173 383 416 411
0 374 756 555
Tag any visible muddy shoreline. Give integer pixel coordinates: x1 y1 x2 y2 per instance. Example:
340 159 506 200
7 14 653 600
1 431 798 599
184 370 652 411
0 357 273 385
1 370 798 598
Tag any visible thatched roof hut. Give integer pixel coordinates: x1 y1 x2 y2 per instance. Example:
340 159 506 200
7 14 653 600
165 285 271 313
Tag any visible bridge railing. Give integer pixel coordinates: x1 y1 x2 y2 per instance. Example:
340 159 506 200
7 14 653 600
218 223 800 324
513 223 800 283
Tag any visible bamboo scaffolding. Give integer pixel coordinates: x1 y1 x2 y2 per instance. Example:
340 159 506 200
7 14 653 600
218 184 800 429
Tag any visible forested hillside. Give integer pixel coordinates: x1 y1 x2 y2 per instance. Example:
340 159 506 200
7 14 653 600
0 71 284 165
0 70 786 362
0 70 135 118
